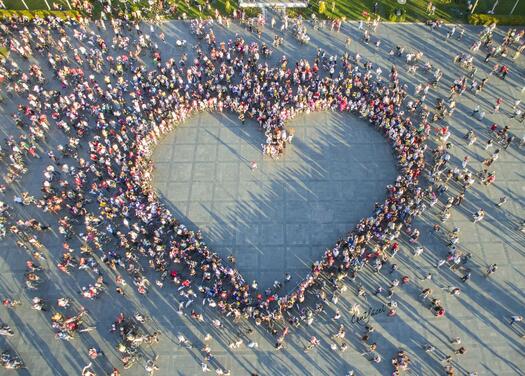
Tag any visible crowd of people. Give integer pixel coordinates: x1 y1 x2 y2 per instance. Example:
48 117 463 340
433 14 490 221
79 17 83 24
0 6 523 376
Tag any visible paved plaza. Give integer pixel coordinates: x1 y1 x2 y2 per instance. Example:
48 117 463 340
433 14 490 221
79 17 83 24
152 111 397 294
0 16 524 376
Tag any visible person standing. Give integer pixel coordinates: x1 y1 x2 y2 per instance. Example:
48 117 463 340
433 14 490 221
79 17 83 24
473 209 485 223
485 264 497 277
496 197 507 207
461 271 471 283
461 156 470 170
493 97 503 113
454 346 467 355
510 108 522 119
499 65 509 79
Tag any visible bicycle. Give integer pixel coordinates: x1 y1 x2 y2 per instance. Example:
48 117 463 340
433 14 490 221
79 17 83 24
122 353 141 369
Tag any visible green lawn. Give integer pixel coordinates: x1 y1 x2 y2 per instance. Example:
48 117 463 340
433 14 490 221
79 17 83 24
4 0 71 10
87 0 242 19
167 0 237 18
290 0 524 23
475 0 524 14
2 0 523 22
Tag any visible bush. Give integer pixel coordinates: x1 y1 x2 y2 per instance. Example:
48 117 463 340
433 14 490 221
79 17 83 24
0 10 81 20
468 13 525 26
319 1 326 14
388 8 407 22
287 9 300 18
243 7 260 18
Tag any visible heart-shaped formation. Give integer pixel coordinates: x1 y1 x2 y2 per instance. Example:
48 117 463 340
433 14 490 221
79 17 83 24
127 53 425 319
5 13 525 376
3 20 426 329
